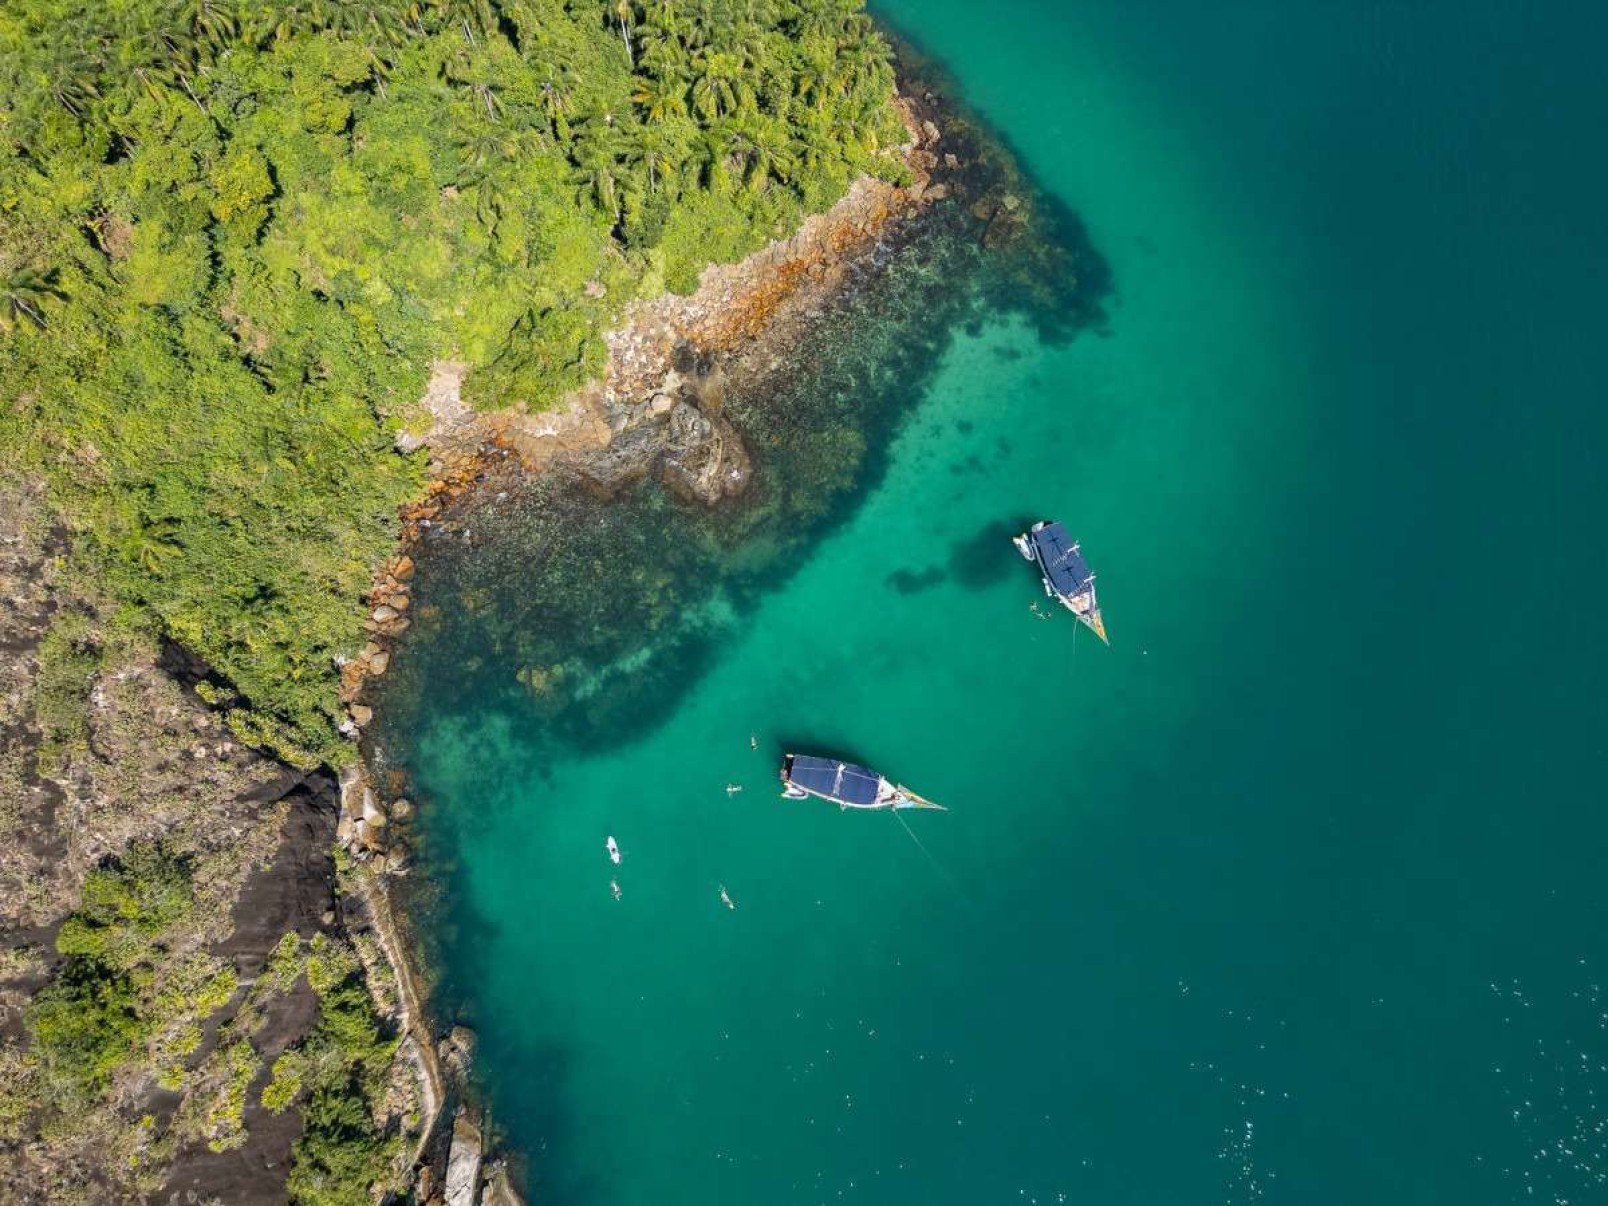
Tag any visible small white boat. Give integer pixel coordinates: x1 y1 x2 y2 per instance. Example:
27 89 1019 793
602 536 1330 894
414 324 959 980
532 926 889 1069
605 836 621 864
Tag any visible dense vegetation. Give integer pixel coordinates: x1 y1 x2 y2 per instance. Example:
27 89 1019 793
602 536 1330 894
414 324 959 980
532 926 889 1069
6 843 400 1200
263 932 402 1206
13 844 247 1155
0 0 903 766
27 845 199 1106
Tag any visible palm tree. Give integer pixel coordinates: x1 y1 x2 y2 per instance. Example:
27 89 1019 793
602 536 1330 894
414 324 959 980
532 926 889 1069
174 0 239 61
573 148 620 223
614 0 637 67
326 0 407 47
689 49 741 120
573 122 643 231
2 266 68 334
123 516 184 574
442 46 506 120
252 0 335 48
631 72 687 123
796 0 860 40
631 118 692 194
731 114 794 190
691 122 734 193
792 39 835 110
453 112 531 222
641 0 679 39
46 42 105 119
426 0 494 42
526 60 574 138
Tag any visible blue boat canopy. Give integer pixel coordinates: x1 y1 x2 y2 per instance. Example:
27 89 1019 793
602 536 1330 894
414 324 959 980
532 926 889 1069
788 756 881 806
1030 522 1093 598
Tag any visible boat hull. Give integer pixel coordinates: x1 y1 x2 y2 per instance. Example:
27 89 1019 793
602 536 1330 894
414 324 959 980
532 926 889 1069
779 754 945 811
1016 521 1109 645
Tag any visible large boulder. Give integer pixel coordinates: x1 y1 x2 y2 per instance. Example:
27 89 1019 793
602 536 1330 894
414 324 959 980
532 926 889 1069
661 402 751 505
442 1111 482 1206
480 1164 525 1206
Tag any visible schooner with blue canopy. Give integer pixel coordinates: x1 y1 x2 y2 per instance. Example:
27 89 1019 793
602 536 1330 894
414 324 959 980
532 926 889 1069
1013 520 1108 643
779 754 943 811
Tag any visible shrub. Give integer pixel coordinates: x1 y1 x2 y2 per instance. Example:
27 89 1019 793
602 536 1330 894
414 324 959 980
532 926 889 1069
26 958 147 1103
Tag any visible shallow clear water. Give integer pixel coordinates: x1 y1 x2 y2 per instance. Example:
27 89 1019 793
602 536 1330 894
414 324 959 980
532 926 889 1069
384 2 1608 1201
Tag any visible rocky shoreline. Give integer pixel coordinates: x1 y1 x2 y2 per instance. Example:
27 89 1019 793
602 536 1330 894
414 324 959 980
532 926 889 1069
328 96 951 1206
325 46 1102 1202
332 80 971 1206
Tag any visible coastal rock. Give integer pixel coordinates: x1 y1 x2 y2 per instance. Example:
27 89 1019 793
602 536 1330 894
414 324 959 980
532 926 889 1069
570 421 666 497
922 119 941 145
443 1111 482 1206
371 604 399 623
660 401 752 506
648 391 675 418
480 1164 525 1206
367 650 390 676
667 398 711 444
361 794 387 829
349 704 374 728
440 1025 477 1078
338 763 364 805
391 797 413 820
393 554 415 580
400 360 471 454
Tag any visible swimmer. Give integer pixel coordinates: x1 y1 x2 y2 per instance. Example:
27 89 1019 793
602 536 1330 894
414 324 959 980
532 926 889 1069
719 885 735 910
749 733 758 751
610 879 622 901
726 783 743 795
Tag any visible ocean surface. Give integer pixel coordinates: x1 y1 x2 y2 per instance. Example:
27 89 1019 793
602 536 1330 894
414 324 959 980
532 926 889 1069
380 2 1608 1202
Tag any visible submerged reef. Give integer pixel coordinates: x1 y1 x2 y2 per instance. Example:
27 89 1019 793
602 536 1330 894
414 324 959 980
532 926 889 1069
370 52 1110 773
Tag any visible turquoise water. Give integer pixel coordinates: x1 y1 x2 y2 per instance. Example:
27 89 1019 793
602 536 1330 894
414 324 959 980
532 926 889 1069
384 2 1608 1202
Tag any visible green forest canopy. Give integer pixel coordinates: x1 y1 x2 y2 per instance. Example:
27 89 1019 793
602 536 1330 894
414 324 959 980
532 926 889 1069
0 0 903 767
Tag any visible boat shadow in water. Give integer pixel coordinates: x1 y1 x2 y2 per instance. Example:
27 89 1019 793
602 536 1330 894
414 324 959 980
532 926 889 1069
947 519 1039 589
883 518 1038 597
